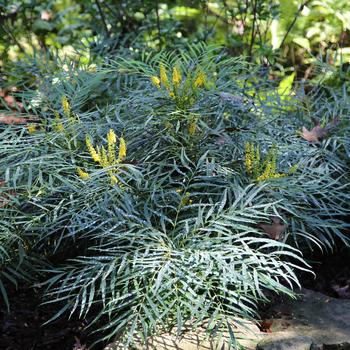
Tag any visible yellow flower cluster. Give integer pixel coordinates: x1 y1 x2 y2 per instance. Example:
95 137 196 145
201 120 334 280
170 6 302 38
177 190 193 206
52 96 78 133
172 66 182 87
193 70 206 88
118 137 127 161
62 96 71 118
245 143 296 182
78 129 127 185
150 63 207 108
27 124 37 134
151 76 160 88
188 114 198 136
245 142 260 177
181 192 193 206
159 64 170 89
85 135 100 162
76 167 90 180
54 111 64 132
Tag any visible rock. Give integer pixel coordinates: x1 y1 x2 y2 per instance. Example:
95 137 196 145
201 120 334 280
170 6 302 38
104 318 263 350
257 333 313 350
256 332 313 350
256 289 350 350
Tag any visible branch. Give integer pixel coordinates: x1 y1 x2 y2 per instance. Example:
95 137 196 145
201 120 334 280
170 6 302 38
248 0 258 61
280 0 312 48
155 0 161 48
95 0 110 37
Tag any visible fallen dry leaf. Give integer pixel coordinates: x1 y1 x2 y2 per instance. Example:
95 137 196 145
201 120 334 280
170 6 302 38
0 113 38 125
1 88 24 111
301 117 340 143
259 216 286 240
301 125 328 142
3 95 23 111
259 319 273 333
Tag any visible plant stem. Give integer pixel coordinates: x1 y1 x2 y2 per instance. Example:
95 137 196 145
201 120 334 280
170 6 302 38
95 0 110 37
280 0 312 48
248 0 258 61
155 0 162 48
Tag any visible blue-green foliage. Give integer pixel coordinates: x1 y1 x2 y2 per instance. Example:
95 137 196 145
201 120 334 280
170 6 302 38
0 44 349 347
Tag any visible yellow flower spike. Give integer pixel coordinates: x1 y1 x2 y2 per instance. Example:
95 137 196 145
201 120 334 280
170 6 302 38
257 159 275 182
107 129 117 145
245 144 295 182
188 120 197 135
61 96 71 117
269 147 278 174
169 91 175 99
245 142 253 175
151 76 161 88
53 111 64 132
107 129 117 163
118 137 127 162
160 65 168 86
193 70 206 88
172 66 182 86
27 124 36 134
55 123 64 132
77 167 90 180
160 64 172 92
85 136 100 163
110 174 119 185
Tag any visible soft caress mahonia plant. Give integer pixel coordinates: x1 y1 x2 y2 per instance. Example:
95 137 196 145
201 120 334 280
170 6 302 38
0 44 349 348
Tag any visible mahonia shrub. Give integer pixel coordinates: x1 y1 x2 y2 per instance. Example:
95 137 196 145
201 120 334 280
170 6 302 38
1 44 349 348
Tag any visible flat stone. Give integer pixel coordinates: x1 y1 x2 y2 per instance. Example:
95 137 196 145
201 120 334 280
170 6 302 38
256 289 350 350
104 318 263 350
256 333 313 350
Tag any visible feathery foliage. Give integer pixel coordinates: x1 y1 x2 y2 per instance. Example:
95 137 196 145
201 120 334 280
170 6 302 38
1 44 349 347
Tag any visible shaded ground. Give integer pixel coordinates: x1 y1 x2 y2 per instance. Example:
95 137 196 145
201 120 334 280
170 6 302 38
0 283 102 350
301 247 350 299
